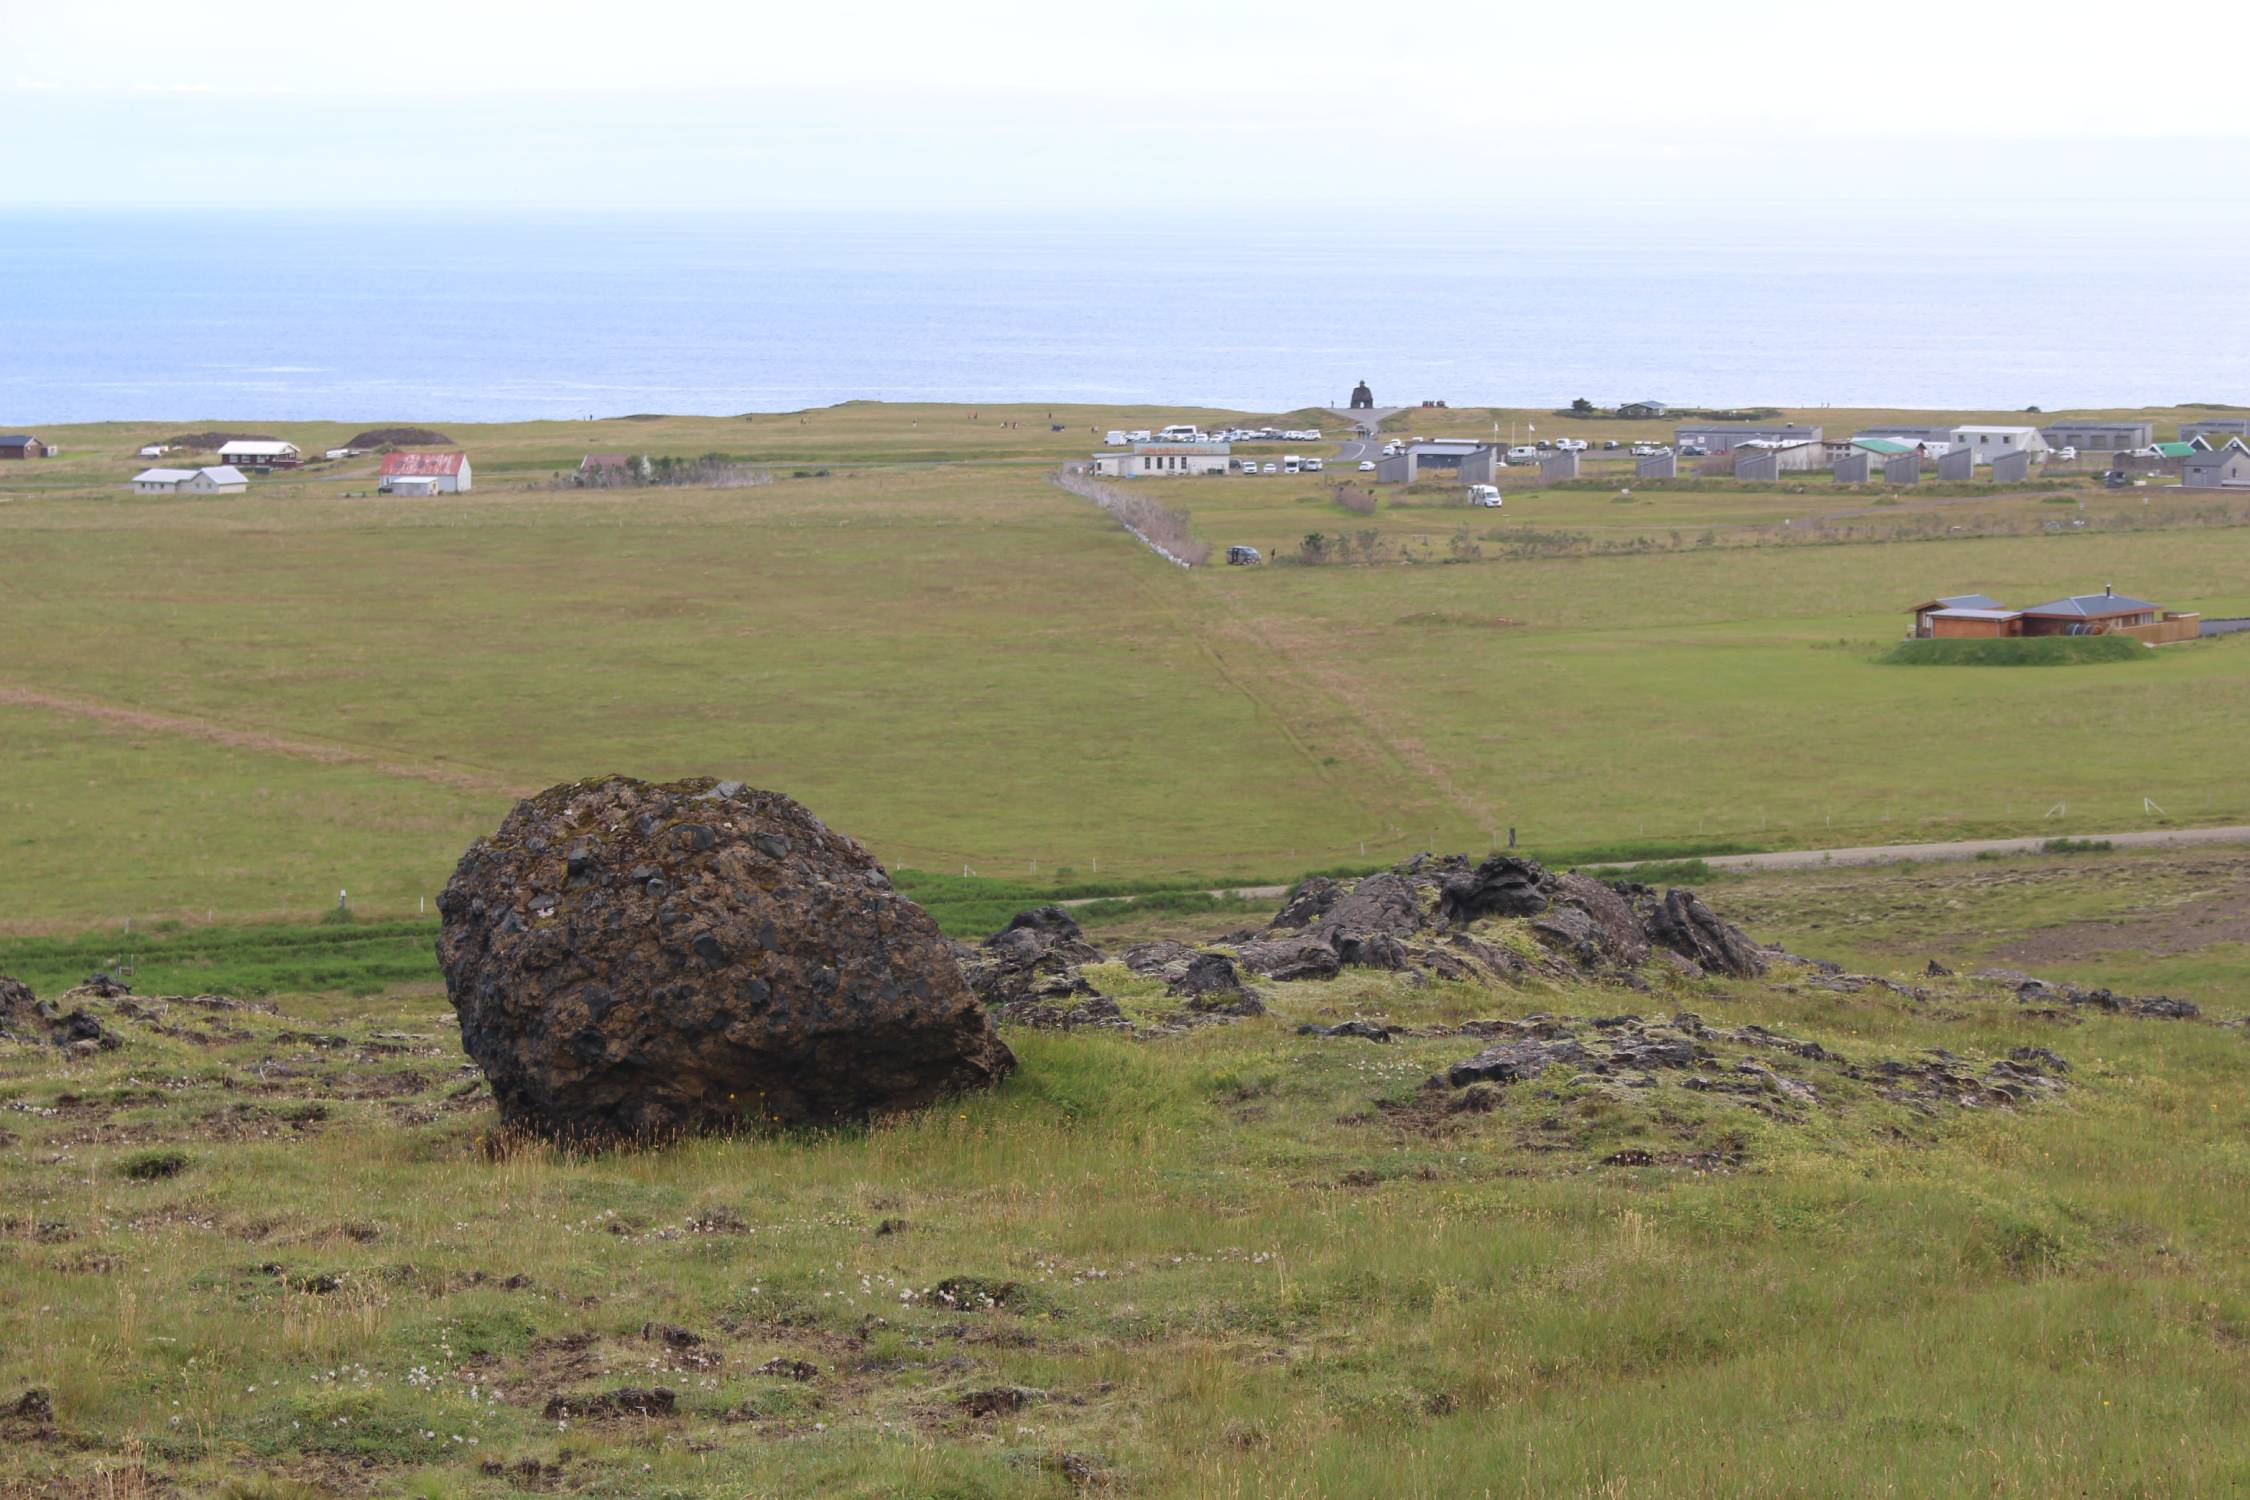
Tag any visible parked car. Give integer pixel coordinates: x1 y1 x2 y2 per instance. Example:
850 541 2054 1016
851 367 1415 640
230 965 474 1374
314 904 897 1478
1262 462 1278 474
1505 445 1540 462
2055 445 2078 461
1679 443 1710 457
1225 545 1263 566
1304 457 1324 472
2104 470 2129 488
1602 439 1620 450
1630 443 1660 457
1358 460 1376 471
1555 438 1588 452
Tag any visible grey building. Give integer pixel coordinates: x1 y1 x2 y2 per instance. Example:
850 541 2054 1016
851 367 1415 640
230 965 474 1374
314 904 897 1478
1854 424 1951 446
1883 452 1921 485
1375 440 1501 485
2183 446 2250 488
1675 423 1822 453
1938 448 1976 481
2040 420 2151 451
1832 451 1872 484
1617 400 1669 419
2181 418 2250 445
1992 450 2035 484
1540 450 1579 483
1636 449 1676 480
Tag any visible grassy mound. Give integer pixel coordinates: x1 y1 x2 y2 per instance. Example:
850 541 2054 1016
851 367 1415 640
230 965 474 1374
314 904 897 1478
1881 635 2147 667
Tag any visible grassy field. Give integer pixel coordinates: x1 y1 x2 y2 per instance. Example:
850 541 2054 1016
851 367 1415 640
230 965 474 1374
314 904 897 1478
2 400 2247 935
4 849 2249 1497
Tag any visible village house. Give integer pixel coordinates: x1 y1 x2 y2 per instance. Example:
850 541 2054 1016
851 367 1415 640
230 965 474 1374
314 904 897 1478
377 451 473 494
1616 399 1669 419
218 439 301 468
2183 443 2250 489
1674 423 1822 453
1090 443 1231 478
0 434 51 460
1948 425 2048 464
130 465 248 495
1909 586 2201 643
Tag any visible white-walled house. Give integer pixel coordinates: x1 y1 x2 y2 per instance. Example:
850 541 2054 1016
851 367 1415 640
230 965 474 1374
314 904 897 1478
217 440 302 467
130 465 248 495
376 451 472 493
1090 443 1232 478
1949 426 2049 465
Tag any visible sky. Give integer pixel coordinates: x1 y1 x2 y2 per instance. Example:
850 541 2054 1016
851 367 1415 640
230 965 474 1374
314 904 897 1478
5 0 2249 208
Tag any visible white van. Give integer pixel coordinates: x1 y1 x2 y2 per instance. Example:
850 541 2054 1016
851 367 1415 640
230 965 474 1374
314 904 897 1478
1468 485 1502 507
1303 457 1324 472
1506 445 1541 462
1158 424 1201 442
1105 430 1127 446
1128 429 1152 442
1282 455 1302 474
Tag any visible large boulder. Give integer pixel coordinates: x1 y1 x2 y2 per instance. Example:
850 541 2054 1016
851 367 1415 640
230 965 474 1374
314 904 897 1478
1437 856 1550 924
436 776 1013 1143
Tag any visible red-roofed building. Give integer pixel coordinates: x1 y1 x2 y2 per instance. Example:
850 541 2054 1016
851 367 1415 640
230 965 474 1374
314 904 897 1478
377 451 472 494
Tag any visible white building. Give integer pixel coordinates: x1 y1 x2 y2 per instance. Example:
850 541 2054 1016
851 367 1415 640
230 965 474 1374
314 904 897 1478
217 439 302 467
130 465 248 495
377 451 472 493
1949 426 2049 465
1090 443 1232 478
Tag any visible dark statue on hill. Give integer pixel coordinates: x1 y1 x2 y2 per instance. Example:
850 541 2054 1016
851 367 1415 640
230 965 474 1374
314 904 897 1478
1349 380 1374 410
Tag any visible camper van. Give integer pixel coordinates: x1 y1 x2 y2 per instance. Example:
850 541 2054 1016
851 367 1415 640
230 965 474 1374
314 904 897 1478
1157 424 1202 443
1105 430 1128 446
1467 485 1503 508
1282 454 1301 474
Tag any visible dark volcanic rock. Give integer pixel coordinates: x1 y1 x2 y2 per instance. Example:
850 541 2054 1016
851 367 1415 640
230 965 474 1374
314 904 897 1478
1315 873 1426 940
1168 953 1265 1015
1269 877 1343 930
1640 889 1767 979
436 776 1013 1143
1234 933 1344 983
0 975 122 1054
1437 856 1550 924
962 906 1105 1006
1438 1037 1590 1088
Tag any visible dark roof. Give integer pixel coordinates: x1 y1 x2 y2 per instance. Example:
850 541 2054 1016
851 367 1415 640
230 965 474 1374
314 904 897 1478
2020 592 2160 618
1910 593 2005 613
0 434 37 446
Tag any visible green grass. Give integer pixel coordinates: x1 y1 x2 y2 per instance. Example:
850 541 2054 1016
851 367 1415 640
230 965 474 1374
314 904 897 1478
6 847 2250 1496
3 400 2248 934
1881 635 2149 666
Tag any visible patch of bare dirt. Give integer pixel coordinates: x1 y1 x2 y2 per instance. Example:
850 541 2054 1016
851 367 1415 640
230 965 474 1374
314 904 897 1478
1996 882 2250 964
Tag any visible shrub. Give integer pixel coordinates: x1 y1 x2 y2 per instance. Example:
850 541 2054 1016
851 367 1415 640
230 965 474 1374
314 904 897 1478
1880 636 2146 667
120 1150 191 1181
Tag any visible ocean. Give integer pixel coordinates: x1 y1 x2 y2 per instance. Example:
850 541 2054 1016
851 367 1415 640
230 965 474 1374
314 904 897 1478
5 207 2246 422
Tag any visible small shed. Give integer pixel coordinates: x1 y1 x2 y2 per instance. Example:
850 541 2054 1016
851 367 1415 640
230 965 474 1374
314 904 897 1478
1539 450 1579 483
1937 448 1975 480
1733 447 1781 482
0 434 50 460
1991 449 2035 484
1636 448 1676 480
1618 400 1669 419
1833 451 1872 484
1883 452 1921 486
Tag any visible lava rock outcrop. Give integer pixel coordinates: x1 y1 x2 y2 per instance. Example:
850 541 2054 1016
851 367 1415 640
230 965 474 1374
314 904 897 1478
437 776 1013 1143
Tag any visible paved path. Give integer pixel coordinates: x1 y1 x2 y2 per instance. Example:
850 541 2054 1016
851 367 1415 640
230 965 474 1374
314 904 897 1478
1327 407 1402 467
1699 824 2250 872
1053 825 2250 914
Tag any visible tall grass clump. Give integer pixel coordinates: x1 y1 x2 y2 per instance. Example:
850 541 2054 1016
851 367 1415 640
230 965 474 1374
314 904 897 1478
1880 636 2147 667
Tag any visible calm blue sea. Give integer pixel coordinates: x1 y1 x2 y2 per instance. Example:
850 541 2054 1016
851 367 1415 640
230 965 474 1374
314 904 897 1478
4 208 2246 421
